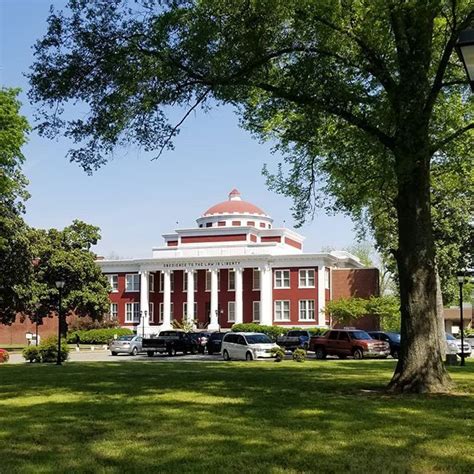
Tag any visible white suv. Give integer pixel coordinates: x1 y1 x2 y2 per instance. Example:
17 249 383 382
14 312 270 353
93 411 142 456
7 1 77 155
221 332 278 361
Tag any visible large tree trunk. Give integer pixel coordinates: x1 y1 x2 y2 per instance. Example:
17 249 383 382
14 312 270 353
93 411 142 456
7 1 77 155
388 146 451 393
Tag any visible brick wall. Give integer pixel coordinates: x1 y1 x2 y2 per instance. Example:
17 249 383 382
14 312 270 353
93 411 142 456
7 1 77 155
0 314 59 345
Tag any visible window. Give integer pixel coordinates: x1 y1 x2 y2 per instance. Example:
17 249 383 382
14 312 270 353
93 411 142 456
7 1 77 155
149 302 154 322
299 269 315 288
110 303 118 320
299 300 315 321
149 274 155 293
328 331 339 340
125 274 140 292
232 220 241 226
274 270 290 289
206 222 213 227
253 269 260 290
159 302 174 322
159 272 174 292
183 271 197 292
253 301 260 322
247 221 255 227
125 302 140 323
107 274 118 292
183 302 198 319
228 301 235 322
274 300 290 321
205 270 220 291
228 270 235 291
339 332 350 341
324 269 330 289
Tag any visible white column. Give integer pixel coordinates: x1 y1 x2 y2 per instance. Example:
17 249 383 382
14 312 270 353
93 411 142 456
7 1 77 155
186 269 195 324
162 270 172 330
260 264 273 326
139 270 151 337
208 268 220 330
235 267 243 324
317 266 327 326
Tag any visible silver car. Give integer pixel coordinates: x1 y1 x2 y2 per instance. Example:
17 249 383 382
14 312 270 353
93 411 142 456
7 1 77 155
110 335 143 356
446 334 471 358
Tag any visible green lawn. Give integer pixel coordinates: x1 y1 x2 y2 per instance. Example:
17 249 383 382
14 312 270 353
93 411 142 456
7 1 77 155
0 360 473 473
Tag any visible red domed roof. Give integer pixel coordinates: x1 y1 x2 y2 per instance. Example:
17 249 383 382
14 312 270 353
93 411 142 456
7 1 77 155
203 189 268 217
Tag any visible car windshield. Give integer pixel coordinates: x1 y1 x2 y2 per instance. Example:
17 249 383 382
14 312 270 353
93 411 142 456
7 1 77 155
210 333 224 340
117 336 134 341
387 333 401 342
349 331 372 340
446 334 456 341
289 331 307 337
245 334 272 344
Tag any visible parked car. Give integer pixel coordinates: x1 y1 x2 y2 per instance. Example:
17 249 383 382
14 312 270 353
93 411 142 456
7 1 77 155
276 330 311 351
310 329 390 359
142 330 198 356
206 332 225 355
190 332 211 354
109 335 143 356
221 332 278 361
446 334 471 358
368 331 401 358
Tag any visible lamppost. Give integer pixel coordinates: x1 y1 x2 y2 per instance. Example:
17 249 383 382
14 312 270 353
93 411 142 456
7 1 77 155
456 28 474 91
140 310 148 338
55 280 65 366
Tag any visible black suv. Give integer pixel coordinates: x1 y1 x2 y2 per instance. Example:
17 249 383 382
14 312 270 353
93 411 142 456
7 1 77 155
206 332 225 355
368 331 401 359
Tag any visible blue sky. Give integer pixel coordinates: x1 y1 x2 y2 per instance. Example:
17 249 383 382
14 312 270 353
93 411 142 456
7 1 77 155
1 0 357 258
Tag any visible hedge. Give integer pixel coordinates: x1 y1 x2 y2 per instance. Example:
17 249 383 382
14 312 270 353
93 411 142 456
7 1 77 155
22 336 69 363
67 328 134 345
231 323 327 341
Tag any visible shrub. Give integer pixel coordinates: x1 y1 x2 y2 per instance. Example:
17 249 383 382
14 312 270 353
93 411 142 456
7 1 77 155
67 328 133 345
0 349 9 363
231 323 285 341
22 346 41 363
68 315 121 331
271 346 286 362
23 337 69 363
292 348 307 362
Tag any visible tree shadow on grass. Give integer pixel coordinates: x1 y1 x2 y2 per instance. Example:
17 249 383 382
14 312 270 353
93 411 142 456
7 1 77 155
0 361 473 473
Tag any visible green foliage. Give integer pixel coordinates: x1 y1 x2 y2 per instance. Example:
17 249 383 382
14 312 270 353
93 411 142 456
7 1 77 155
0 348 9 363
231 323 285 341
292 348 306 362
68 316 120 331
22 337 69 363
271 346 285 362
67 328 133 345
325 296 400 332
287 327 327 336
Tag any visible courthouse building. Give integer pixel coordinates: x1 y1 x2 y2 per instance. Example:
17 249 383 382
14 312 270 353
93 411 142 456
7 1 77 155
98 189 379 335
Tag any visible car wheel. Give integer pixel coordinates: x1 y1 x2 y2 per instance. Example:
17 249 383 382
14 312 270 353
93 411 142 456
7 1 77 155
315 347 326 360
353 348 364 360
168 347 176 357
131 347 138 356
303 342 309 351
391 350 399 359
223 350 231 361
147 351 155 357
190 346 197 355
111 351 118 356
245 351 254 361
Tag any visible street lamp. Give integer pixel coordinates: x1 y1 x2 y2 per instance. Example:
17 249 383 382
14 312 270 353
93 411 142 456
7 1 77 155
55 280 65 366
456 273 467 367
140 310 148 338
456 28 474 92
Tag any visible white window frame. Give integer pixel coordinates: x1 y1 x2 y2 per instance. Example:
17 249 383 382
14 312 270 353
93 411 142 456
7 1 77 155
110 303 118 320
149 274 155 293
125 302 140 323
252 301 260 322
228 301 236 322
159 302 174 323
159 272 174 292
228 269 235 291
274 270 290 289
298 300 315 321
253 269 260 290
125 274 140 292
274 300 290 322
107 274 118 293
205 270 220 291
299 269 315 288
183 302 198 319
149 302 154 322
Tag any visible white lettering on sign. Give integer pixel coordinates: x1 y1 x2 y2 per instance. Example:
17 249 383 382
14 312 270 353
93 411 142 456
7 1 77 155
162 261 241 269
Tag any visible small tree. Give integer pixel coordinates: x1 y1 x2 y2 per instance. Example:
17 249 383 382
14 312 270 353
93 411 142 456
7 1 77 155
324 298 367 327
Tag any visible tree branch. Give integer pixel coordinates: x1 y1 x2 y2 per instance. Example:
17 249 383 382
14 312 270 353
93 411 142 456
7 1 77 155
430 122 474 153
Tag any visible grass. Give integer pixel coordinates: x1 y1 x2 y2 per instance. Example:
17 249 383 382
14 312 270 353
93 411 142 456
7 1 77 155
0 360 473 473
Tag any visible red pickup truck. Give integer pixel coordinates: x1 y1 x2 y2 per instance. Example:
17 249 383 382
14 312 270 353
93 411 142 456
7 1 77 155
309 329 390 359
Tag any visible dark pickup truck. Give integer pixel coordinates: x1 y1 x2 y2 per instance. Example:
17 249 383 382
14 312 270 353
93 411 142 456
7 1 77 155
276 330 312 351
142 330 199 357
